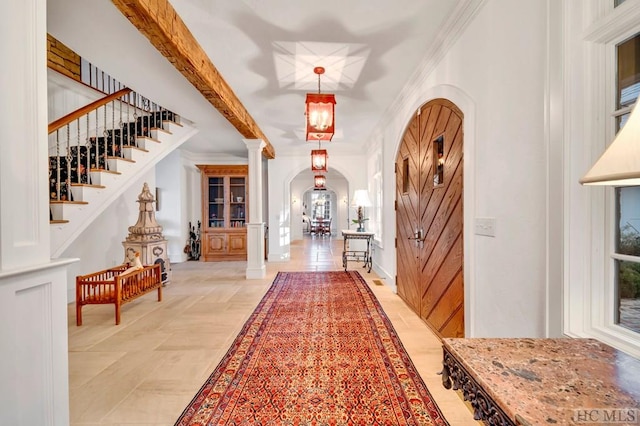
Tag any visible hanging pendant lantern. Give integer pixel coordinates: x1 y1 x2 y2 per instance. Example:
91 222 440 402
314 174 326 189
311 149 328 172
306 67 336 141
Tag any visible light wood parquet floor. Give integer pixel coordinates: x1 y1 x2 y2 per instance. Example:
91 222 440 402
68 236 480 425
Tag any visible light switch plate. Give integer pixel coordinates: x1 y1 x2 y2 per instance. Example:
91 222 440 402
475 217 496 237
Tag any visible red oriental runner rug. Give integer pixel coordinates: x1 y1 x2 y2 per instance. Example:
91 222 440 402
175 271 448 425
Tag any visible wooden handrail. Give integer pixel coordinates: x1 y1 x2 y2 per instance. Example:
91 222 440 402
48 88 133 134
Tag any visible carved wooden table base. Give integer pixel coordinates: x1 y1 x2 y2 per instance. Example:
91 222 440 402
441 346 515 425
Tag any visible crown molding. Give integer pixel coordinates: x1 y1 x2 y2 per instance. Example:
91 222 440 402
584 0 640 43
380 0 487 126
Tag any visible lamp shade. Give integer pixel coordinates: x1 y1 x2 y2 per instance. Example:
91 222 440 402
311 149 328 172
581 101 640 186
306 93 336 141
351 189 372 207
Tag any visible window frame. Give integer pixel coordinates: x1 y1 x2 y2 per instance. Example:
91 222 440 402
607 29 640 338
576 0 640 356
368 150 384 246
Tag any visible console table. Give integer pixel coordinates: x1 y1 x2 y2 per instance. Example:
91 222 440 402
441 338 640 425
341 230 374 272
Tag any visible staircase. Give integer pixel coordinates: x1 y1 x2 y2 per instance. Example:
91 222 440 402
49 90 197 259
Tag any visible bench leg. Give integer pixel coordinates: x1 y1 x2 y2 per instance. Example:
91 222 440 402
76 304 82 326
157 286 162 302
115 303 121 325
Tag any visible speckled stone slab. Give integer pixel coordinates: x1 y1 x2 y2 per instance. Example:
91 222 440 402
442 338 640 425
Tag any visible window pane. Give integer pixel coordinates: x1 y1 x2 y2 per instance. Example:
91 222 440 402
433 135 445 187
615 0 627 7
615 260 640 333
402 158 409 193
311 192 330 220
614 31 640 340
616 187 640 256
616 112 630 132
617 34 640 109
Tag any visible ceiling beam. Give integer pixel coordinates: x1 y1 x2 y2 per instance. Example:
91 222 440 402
111 0 275 159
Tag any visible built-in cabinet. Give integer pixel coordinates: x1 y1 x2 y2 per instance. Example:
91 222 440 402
197 165 248 261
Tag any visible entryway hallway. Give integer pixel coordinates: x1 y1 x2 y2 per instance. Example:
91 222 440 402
67 236 479 425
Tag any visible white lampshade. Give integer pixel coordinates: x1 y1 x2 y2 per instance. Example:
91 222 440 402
351 189 372 207
581 101 640 186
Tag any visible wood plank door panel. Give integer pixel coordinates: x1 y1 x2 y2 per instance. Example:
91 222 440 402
396 98 464 338
396 117 422 313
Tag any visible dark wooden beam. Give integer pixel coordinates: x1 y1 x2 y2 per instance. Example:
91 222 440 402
111 0 275 159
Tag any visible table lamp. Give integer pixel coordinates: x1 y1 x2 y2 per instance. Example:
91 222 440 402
352 189 372 232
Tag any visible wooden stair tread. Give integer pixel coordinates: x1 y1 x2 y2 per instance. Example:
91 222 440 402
50 200 89 205
50 220 69 224
70 183 106 189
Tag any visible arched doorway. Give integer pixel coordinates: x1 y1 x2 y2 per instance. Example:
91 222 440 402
289 168 349 241
395 98 464 338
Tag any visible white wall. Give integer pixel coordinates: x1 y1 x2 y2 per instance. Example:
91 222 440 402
61 171 155 301
156 150 189 263
47 69 101 122
373 0 549 337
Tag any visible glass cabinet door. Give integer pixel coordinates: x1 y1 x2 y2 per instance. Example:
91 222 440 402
229 176 246 228
208 177 225 228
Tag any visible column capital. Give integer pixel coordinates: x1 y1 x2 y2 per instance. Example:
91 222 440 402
243 139 266 152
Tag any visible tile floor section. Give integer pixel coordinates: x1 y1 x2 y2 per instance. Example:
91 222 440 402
68 237 480 425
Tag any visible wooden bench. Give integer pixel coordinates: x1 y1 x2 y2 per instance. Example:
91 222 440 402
76 263 162 325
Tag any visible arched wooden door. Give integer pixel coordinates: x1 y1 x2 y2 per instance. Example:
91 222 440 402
396 98 464 338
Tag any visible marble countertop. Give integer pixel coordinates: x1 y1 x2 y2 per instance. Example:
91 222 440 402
442 338 640 425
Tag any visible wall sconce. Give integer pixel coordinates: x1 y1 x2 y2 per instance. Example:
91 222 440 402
292 195 298 204
306 67 336 141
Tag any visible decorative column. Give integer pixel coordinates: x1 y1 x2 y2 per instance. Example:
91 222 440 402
243 139 266 279
0 1 73 424
122 182 171 285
